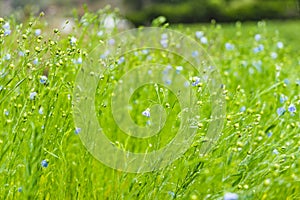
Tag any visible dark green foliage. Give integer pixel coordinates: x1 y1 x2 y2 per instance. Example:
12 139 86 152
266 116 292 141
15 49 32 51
125 0 300 25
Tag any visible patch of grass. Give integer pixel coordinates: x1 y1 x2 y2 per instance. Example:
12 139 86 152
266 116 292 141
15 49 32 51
0 9 299 199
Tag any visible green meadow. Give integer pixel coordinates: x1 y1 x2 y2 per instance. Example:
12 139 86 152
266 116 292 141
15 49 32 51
0 9 299 199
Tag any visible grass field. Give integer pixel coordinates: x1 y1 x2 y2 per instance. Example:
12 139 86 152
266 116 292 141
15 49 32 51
0 9 299 199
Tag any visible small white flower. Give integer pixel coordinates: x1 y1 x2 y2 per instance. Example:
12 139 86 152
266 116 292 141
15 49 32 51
77 57 82 64
4 109 9 116
97 30 104 37
142 49 149 54
4 53 11 60
39 107 44 115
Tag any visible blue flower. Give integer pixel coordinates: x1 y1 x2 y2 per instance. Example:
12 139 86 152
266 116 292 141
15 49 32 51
165 79 172 85
175 66 183 74
70 36 77 46
270 52 278 59
200 37 208 44
273 149 279 155
267 131 272 137
283 79 289 85
276 107 285 116
224 192 238 200
4 110 9 116
29 92 37 100
33 58 39 65
100 50 110 59
160 37 168 48
2 22 10 30
2 22 11 36
240 106 246 112
108 38 115 45
288 104 296 113
225 42 235 50
40 75 48 84
118 56 125 65
168 191 175 198
192 50 199 57
163 65 172 74
18 51 25 57
161 33 168 40
191 76 201 86
4 29 11 36
142 108 150 118
18 187 23 192
254 34 261 41
35 29 41 36
279 94 288 103
184 81 190 87
277 41 284 49
195 31 204 39
253 44 264 53
75 127 81 134
41 160 48 168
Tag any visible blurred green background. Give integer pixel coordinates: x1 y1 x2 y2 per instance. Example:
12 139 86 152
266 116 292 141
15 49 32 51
0 0 300 25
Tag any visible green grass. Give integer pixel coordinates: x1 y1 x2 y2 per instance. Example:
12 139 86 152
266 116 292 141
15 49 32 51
0 9 300 199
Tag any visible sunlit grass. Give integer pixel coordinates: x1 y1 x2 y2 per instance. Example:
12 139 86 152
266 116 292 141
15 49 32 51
0 9 299 199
